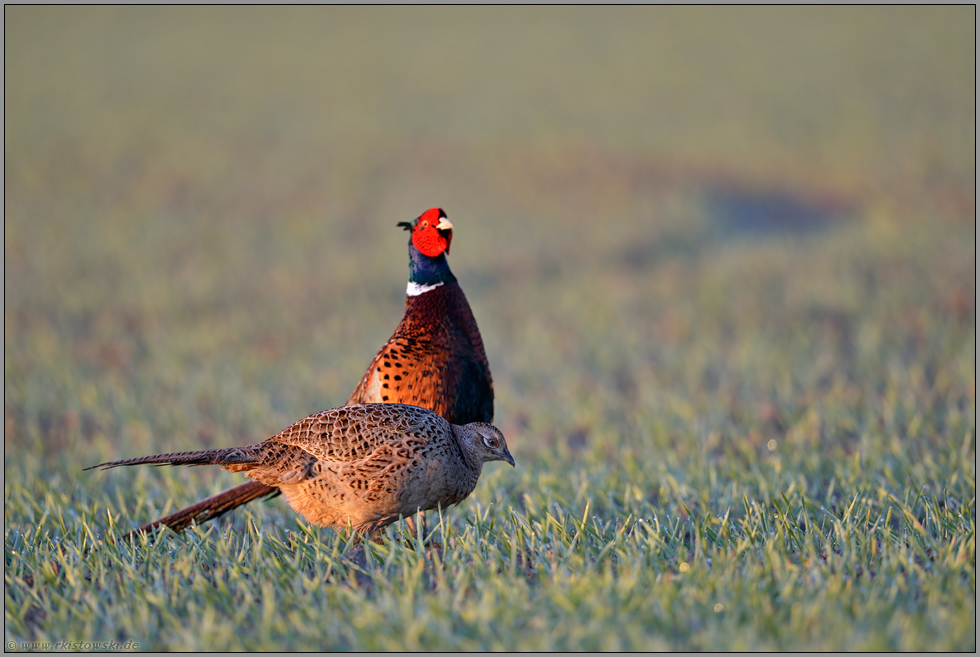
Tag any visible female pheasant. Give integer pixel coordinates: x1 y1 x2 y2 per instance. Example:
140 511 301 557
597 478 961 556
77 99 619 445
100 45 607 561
119 208 494 536
88 404 513 540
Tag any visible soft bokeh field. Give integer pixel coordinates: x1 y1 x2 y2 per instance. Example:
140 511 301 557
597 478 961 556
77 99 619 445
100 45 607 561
5 6 975 651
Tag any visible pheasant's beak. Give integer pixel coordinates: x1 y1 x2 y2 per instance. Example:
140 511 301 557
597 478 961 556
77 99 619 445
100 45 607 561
436 217 454 254
502 449 515 467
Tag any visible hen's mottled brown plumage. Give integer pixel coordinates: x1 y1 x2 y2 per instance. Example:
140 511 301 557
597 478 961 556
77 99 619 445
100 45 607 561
117 208 494 537
89 404 513 538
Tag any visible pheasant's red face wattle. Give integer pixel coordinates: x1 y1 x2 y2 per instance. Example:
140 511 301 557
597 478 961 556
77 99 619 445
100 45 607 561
412 207 453 257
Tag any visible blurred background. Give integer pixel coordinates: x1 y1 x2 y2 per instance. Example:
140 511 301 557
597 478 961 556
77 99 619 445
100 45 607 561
4 6 975 494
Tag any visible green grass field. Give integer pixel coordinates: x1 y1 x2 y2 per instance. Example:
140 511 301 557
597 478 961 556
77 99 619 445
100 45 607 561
5 7 975 651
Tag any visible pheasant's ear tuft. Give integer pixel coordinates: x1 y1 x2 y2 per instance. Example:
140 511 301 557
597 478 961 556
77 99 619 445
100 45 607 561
397 221 414 231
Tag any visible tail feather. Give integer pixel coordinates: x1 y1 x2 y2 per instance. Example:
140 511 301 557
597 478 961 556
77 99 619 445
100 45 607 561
85 447 254 471
124 481 281 538
88 445 282 537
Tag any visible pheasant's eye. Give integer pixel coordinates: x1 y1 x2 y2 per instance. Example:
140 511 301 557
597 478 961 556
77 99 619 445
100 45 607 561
421 221 429 228
483 435 498 449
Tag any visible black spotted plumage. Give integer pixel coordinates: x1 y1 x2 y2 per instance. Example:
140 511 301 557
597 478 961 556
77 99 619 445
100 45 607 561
347 282 493 425
111 208 495 537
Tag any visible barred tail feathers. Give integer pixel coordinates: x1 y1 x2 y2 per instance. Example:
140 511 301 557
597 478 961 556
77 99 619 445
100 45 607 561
85 446 258 471
123 481 282 537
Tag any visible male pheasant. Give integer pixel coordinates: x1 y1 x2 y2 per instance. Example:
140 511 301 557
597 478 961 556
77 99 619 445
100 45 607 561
122 208 494 536
88 404 513 539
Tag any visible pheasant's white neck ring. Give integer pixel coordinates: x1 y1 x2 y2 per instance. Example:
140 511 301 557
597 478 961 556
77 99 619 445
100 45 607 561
406 281 445 297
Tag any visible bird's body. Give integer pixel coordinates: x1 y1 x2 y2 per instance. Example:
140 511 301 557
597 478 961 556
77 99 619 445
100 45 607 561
348 207 492 423
110 208 496 536
90 404 512 539
347 280 493 423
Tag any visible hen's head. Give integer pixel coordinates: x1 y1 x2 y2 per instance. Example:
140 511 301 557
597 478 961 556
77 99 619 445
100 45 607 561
398 208 453 257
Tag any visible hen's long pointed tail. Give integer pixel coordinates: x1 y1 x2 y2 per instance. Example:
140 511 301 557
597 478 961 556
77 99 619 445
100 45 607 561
124 481 281 538
87 447 279 538
86 448 232 470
